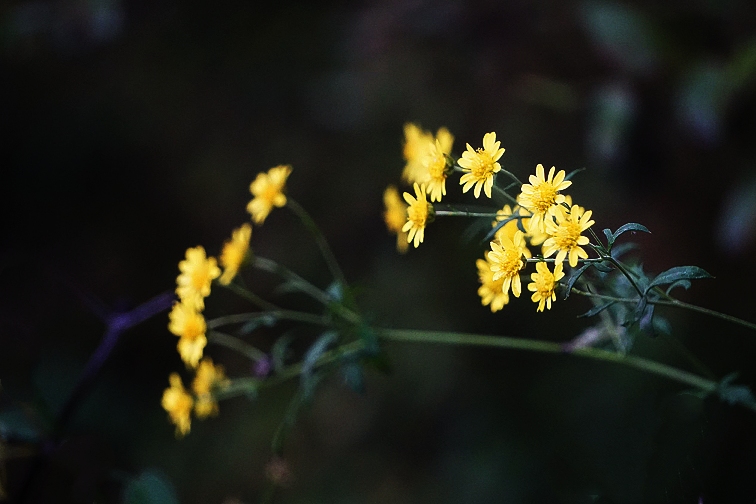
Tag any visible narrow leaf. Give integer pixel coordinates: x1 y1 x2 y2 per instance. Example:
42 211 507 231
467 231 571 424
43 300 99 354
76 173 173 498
578 301 616 318
612 222 651 241
301 331 338 399
665 279 692 295
603 228 614 249
564 263 593 299
647 266 713 292
564 167 586 181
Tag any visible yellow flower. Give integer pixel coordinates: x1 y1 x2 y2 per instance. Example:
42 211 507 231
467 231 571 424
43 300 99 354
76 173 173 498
493 205 531 258
458 131 505 198
542 205 596 267
476 253 510 312
247 165 291 224
383 185 409 253
176 246 221 310
161 373 194 437
192 358 229 419
402 183 434 248
528 261 565 312
401 123 434 184
422 131 454 202
487 230 528 298
168 301 207 368
517 164 572 234
219 223 252 285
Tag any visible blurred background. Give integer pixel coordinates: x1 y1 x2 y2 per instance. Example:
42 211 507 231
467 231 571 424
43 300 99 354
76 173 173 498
3 0 756 502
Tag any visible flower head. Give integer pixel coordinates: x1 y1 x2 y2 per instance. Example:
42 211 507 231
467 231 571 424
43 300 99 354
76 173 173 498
422 131 454 202
219 223 252 285
168 301 207 368
458 132 505 198
487 230 528 298
383 185 409 253
402 183 434 248
161 373 194 437
476 253 510 312
192 358 229 419
401 123 434 183
542 205 596 267
176 246 220 310
247 165 292 224
528 261 565 312
517 164 572 234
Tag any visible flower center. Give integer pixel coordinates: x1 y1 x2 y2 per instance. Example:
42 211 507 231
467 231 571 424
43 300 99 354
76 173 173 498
472 150 495 177
408 202 429 226
555 221 582 249
427 155 446 179
498 249 523 278
532 183 558 212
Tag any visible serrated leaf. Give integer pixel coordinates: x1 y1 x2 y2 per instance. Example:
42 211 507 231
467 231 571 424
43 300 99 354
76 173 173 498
646 266 713 293
578 301 616 318
564 263 593 299
122 471 178 504
612 223 651 242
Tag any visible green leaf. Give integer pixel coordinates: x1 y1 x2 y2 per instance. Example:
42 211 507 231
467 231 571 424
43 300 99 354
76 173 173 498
646 266 713 293
483 214 521 242
239 314 277 335
326 281 343 302
592 261 615 273
301 331 338 399
358 325 380 356
718 374 756 410
578 301 616 318
340 360 365 394
564 167 586 181
665 279 692 295
122 470 178 504
603 228 614 249
612 223 650 242
271 334 293 372
610 242 638 260
564 263 593 299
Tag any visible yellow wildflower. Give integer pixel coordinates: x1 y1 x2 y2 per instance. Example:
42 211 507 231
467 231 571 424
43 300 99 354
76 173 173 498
247 165 291 224
161 373 194 437
542 205 596 267
383 185 409 253
402 183 434 248
192 358 229 419
493 205 531 258
517 164 572 234
219 223 252 285
422 131 454 202
528 261 565 312
476 253 510 312
168 301 207 368
176 246 220 310
488 230 528 298
458 131 505 198
401 123 434 183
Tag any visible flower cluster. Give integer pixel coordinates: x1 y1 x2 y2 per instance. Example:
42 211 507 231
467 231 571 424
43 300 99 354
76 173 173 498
162 165 289 436
384 124 595 312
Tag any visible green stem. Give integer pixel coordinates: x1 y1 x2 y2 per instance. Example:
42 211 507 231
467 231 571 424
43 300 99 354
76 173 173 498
435 210 500 218
498 168 523 187
206 310 330 330
207 330 268 361
223 281 279 311
377 329 717 393
491 184 520 206
286 198 349 290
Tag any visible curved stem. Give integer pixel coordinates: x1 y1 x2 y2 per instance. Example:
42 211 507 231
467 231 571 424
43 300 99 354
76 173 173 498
286 198 349 290
498 168 523 187
222 281 279 311
377 329 718 393
491 184 520 206
207 330 268 362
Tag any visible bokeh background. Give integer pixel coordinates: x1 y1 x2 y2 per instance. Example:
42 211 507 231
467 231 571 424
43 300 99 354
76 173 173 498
3 0 756 502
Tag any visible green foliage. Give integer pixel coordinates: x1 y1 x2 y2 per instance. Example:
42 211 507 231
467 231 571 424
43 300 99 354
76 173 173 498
122 471 178 504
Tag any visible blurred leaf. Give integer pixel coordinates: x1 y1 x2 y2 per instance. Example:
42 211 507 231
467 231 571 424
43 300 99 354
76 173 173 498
646 266 713 293
718 374 756 410
727 38 756 90
325 281 342 302
610 242 638 260
578 301 616 318
340 360 365 394
271 334 293 373
301 331 338 399
652 314 672 336
122 470 178 504
581 1 659 75
716 171 756 255
238 314 277 335
0 407 43 442
676 62 730 144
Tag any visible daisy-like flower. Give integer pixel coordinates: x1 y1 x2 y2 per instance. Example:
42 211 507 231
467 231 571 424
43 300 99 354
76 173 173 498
161 373 194 437
402 183 434 248
422 131 454 202
476 252 510 312
219 223 252 285
517 164 572 234
383 185 409 253
487 230 528 298
493 205 530 255
168 301 208 368
458 131 505 198
542 205 596 267
176 246 221 310
192 358 229 419
401 123 434 183
528 261 565 312
247 165 292 224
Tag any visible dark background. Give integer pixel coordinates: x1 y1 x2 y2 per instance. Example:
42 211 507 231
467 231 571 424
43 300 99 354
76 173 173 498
3 0 756 502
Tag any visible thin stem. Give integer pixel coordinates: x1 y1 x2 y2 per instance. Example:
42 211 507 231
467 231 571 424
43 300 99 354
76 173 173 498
653 298 756 332
498 168 523 187
206 310 330 330
207 330 268 362
435 210 500 218
491 184 520 206
286 198 349 290
377 329 718 394
223 281 279 311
